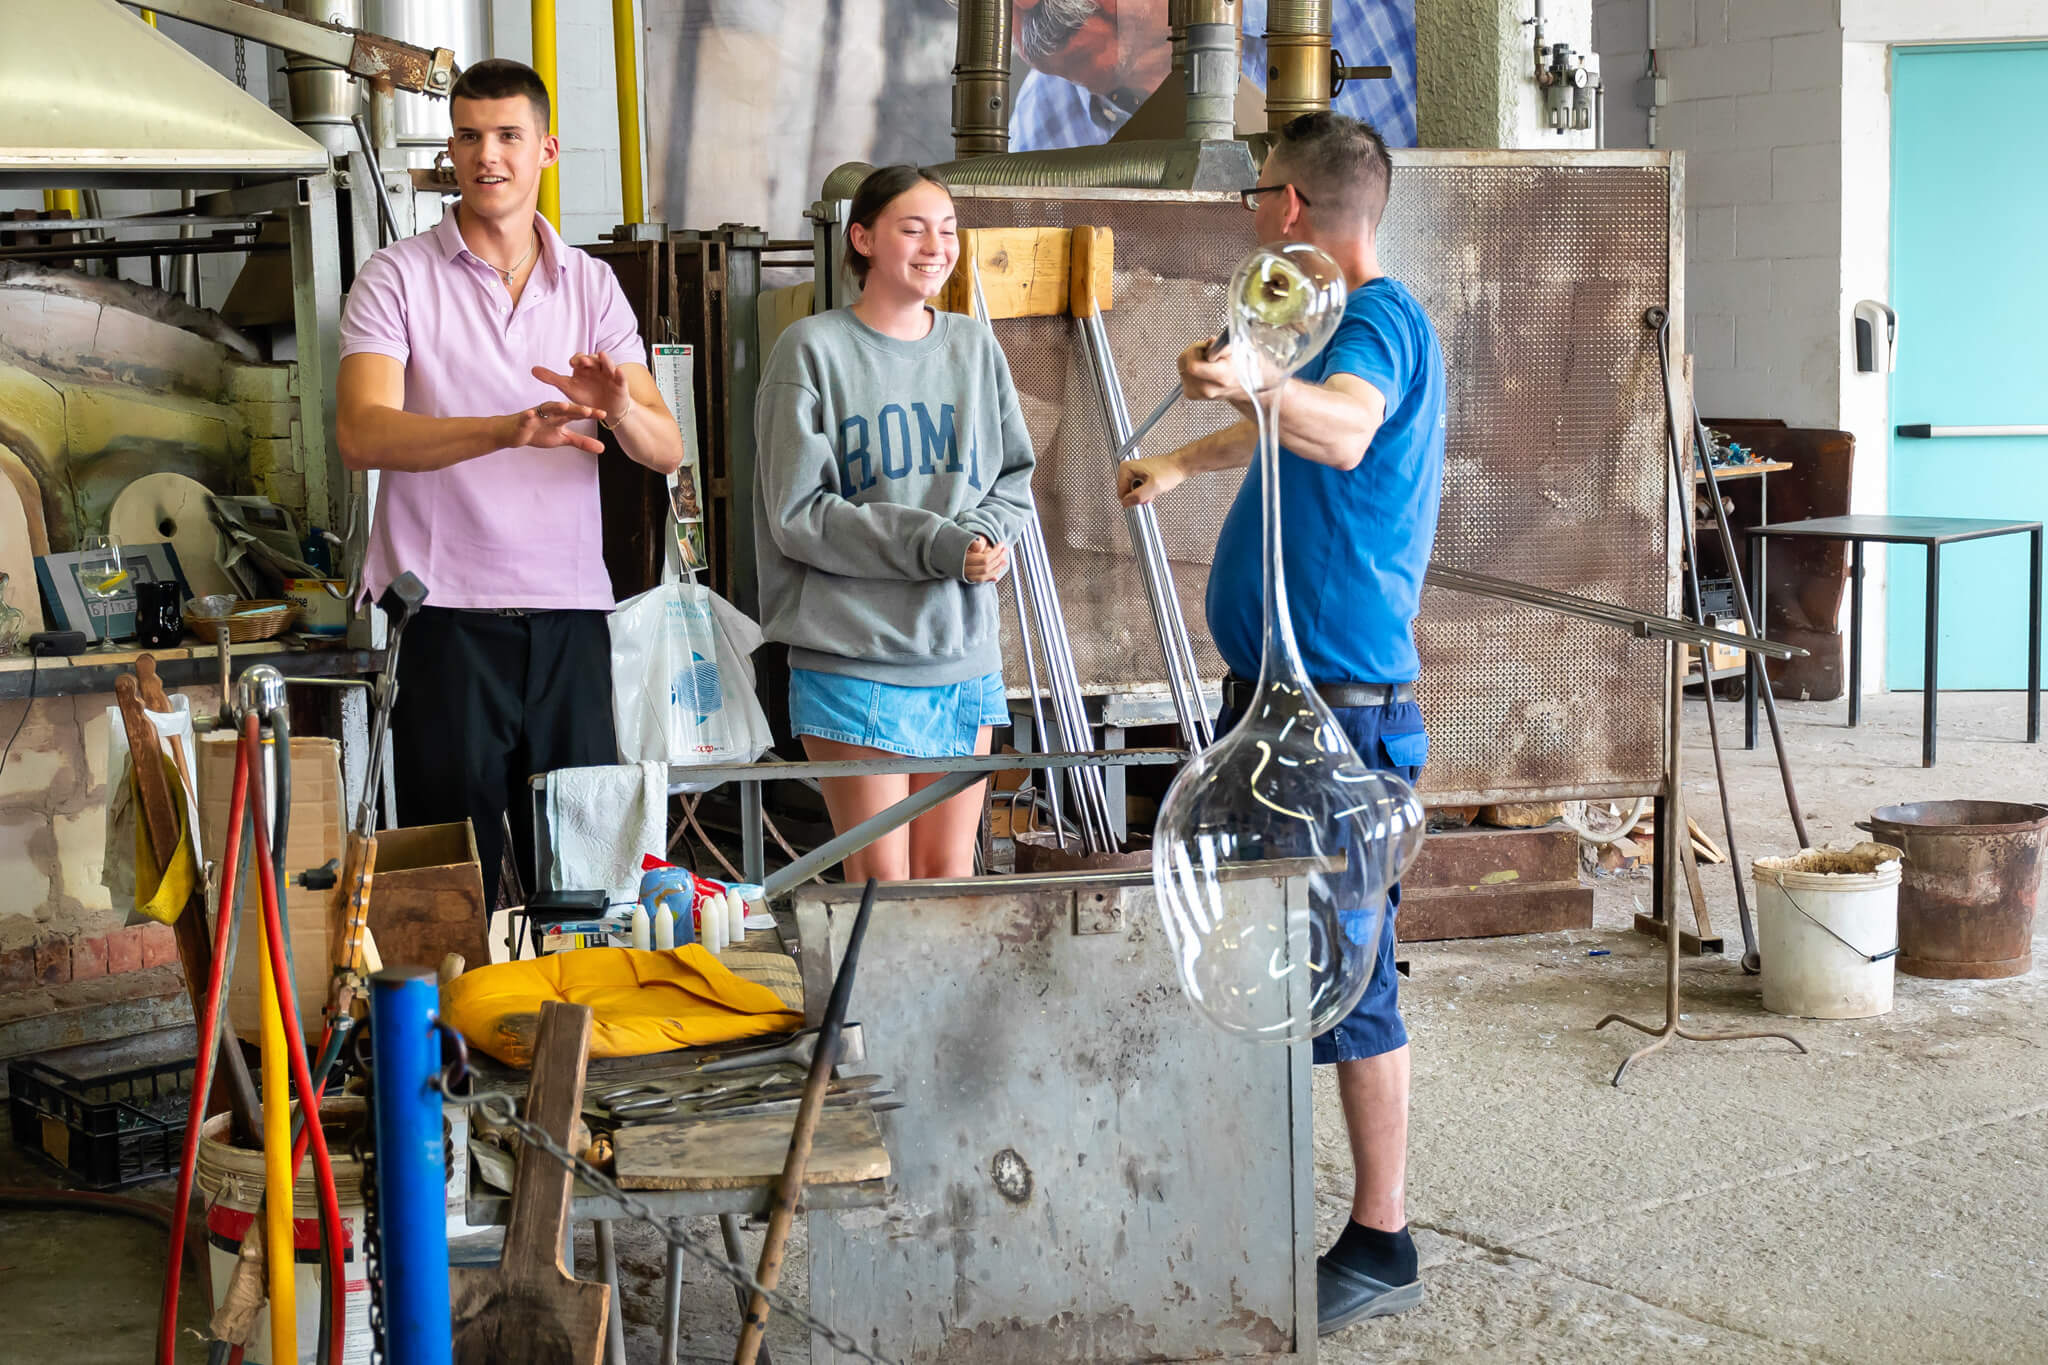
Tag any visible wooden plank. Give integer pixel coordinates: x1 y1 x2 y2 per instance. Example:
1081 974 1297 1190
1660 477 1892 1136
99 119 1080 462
1399 884 1595 942
1067 224 1114 319
937 227 1108 320
1403 824 1585 890
451 1001 609 1365
614 1106 891 1192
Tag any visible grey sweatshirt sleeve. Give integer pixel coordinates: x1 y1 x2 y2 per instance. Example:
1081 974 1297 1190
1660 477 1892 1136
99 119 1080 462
953 345 1038 548
757 378 979 581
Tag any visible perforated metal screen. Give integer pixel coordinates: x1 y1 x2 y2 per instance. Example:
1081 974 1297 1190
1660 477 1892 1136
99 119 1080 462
956 154 1679 805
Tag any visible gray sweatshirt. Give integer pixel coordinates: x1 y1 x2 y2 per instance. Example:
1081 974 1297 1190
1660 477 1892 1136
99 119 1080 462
754 306 1037 685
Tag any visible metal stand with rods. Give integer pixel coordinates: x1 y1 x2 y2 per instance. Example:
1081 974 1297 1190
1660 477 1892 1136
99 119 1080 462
1652 309 1813 856
1594 639 1808 1085
1424 568 1809 1085
966 258 1117 850
1649 309 1764 971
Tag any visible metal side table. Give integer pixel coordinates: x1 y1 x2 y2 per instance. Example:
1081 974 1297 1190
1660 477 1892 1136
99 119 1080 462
1746 514 2043 766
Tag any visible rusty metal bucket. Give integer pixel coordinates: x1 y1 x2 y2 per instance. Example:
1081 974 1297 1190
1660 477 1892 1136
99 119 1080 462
1859 802 2048 979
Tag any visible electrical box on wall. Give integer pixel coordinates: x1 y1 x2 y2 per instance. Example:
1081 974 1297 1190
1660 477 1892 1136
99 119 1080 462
1854 300 1898 373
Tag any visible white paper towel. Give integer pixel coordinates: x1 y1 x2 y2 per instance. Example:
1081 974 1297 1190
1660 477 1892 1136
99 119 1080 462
546 760 667 905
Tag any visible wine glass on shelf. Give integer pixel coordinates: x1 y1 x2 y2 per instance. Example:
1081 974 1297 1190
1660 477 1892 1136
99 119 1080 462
77 534 129 653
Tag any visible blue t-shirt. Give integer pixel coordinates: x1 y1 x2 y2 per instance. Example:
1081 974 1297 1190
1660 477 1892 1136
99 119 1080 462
1205 277 1447 685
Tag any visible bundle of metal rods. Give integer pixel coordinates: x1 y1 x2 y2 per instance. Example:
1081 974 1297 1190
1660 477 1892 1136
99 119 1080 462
968 263 1118 854
1074 309 1214 754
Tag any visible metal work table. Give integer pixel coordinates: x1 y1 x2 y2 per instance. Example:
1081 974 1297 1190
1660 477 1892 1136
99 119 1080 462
1746 515 2043 766
1005 687 1220 843
533 748 1185 898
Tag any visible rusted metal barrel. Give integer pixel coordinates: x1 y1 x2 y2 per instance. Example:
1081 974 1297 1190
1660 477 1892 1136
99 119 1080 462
1861 801 2048 979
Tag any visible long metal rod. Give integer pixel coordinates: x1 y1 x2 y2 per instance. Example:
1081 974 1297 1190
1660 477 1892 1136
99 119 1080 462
1425 564 1802 656
1680 375 1811 850
1089 313 1210 748
351 115 400 247
1078 310 1211 749
1016 522 1115 851
968 257 1114 851
1649 313 1759 970
1110 332 1224 464
1009 567 1070 849
1596 640 1807 1085
0 216 262 233
761 771 981 898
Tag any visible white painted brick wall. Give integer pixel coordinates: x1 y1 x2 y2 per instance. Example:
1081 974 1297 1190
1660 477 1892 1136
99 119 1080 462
1686 147 1772 206
1661 38 1774 99
1727 0 1839 43
1734 200 1838 259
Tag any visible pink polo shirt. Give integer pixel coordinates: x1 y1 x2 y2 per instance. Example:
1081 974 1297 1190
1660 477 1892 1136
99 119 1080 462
340 210 646 610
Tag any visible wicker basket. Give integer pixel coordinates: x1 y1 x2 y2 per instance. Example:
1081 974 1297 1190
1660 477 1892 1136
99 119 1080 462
183 599 300 644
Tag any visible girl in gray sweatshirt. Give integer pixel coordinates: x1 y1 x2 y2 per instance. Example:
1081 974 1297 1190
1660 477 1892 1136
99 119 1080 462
754 165 1036 881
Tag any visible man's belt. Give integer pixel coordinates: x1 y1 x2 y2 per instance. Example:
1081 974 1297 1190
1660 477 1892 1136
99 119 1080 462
1222 674 1416 713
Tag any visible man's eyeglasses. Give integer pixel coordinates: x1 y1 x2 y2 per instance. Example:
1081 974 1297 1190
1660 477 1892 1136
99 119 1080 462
1238 183 1311 211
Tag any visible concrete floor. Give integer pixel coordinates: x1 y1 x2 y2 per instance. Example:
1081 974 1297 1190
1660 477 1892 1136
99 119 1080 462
7 690 2046 1362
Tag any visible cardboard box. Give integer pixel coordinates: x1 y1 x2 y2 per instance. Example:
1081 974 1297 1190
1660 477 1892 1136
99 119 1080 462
368 823 489 974
197 732 346 1042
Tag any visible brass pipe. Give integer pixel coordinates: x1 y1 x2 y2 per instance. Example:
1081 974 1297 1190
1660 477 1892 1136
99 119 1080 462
1265 0 1331 129
533 0 560 228
41 190 81 217
951 0 1011 158
612 0 646 223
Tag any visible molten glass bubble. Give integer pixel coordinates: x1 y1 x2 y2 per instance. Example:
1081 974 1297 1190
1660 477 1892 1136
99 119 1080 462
1153 241 1429 1043
1225 240 1348 392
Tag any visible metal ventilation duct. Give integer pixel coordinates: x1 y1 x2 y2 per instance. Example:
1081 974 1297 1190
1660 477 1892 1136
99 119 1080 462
0 0 330 184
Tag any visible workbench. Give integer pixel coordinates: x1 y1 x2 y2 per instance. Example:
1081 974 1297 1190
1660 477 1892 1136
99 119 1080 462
462 988 895 1365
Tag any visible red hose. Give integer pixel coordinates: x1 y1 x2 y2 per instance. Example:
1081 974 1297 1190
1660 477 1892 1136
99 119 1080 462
247 736 350 1365
157 723 253 1365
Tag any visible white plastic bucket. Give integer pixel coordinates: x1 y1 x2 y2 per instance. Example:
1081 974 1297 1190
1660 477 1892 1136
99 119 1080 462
1753 842 1904 1019
195 1102 372 1365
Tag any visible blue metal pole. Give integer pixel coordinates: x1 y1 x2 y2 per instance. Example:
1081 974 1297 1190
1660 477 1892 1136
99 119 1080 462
369 967 453 1365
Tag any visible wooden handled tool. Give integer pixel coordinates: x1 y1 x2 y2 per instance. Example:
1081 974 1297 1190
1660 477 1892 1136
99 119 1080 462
733 879 881 1365
115 677 262 1142
133 654 192 797
451 1000 610 1365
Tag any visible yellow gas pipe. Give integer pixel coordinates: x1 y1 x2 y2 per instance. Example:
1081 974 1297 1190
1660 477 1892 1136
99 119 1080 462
612 0 645 223
260 929 297 1362
533 0 560 229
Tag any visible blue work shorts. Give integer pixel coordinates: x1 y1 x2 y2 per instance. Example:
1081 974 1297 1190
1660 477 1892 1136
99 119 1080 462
1214 696 1428 1064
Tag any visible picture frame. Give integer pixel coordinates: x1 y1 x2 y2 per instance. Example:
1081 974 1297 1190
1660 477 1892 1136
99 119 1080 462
35 542 189 643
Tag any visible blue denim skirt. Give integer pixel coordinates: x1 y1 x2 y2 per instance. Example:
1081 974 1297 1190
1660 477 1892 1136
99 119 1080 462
789 668 1010 759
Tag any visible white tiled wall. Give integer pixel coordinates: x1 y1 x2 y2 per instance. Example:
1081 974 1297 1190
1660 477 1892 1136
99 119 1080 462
1594 0 1844 429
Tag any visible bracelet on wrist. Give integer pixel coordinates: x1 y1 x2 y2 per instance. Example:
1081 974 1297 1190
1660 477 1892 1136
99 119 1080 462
600 405 631 433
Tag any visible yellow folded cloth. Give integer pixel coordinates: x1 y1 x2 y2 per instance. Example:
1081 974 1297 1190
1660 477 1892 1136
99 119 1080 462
133 753 199 926
440 945 805 1067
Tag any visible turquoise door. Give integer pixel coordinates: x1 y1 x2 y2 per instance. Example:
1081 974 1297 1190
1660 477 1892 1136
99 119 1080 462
1888 44 2048 689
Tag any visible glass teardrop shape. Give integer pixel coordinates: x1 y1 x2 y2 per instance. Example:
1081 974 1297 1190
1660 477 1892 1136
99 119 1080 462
1152 242 1428 1043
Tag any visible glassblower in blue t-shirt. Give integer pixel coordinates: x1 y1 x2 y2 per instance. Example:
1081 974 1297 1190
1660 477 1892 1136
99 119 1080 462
1118 111 1448 1338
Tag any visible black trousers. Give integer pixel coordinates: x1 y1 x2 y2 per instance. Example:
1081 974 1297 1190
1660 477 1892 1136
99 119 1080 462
391 607 616 910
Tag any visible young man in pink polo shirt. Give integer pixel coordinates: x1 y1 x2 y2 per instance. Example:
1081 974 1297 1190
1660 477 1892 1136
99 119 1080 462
337 58 684 909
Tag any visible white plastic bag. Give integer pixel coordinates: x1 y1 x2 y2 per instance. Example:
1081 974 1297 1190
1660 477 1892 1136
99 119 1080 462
609 582 772 773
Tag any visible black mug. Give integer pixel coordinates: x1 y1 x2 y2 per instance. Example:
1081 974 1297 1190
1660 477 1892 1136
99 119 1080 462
134 580 183 649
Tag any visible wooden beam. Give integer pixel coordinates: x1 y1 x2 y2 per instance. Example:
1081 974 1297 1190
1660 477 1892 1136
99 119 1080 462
936 226 1114 320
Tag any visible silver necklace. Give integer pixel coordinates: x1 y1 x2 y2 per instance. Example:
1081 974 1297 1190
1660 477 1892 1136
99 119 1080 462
480 237 537 286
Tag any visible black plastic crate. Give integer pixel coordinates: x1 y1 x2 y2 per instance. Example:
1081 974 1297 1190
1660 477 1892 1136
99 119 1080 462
1694 577 1738 623
7 1053 194 1189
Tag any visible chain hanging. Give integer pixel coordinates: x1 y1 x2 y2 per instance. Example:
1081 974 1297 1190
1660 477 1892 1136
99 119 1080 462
435 1063 902 1365
353 1032 390 1365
